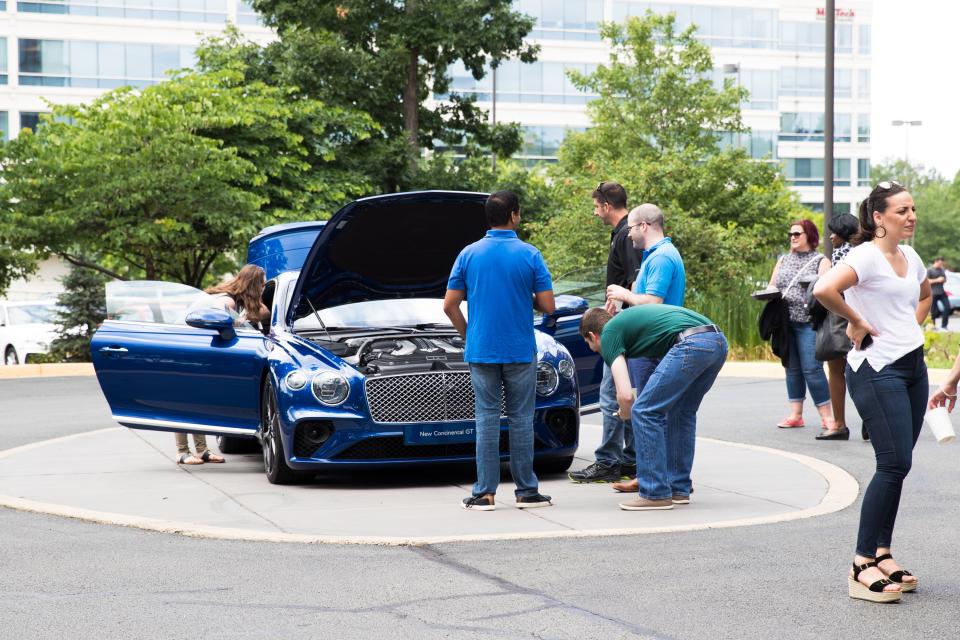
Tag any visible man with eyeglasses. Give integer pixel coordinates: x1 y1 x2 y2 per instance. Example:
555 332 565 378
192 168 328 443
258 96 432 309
604 203 687 493
568 181 642 484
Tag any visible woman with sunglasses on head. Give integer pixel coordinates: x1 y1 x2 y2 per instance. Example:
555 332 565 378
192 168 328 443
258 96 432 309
816 214 862 441
767 219 835 430
814 181 930 603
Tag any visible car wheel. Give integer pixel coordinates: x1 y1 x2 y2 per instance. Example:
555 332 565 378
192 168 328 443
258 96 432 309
216 435 260 454
4 347 19 366
534 455 575 475
260 379 302 485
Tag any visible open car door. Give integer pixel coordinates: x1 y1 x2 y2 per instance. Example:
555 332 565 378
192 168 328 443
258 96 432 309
91 281 267 437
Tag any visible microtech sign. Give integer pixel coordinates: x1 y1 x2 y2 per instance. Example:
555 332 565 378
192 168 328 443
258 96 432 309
816 7 856 20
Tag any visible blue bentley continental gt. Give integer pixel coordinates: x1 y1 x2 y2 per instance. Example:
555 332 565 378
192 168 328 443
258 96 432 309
91 191 602 484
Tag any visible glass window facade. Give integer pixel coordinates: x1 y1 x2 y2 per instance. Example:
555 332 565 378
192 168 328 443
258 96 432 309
19 112 44 132
0 112 7 140
19 39 195 88
858 69 870 100
780 67 851 98
520 0 603 41
522 125 586 159
612 2 777 49
859 25 871 55
0 39 7 85
438 60 597 105
780 22 852 53
780 112 852 142
803 202 852 216
858 114 870 143
17 0 227 22
783 158 851 187
718 130 776 159
236 0 262 25
858 159 871 186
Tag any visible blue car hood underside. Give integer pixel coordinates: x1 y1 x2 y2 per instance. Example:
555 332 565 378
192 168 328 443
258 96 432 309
287 191 489 322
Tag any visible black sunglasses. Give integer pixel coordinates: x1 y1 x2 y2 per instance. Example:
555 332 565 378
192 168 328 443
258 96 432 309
788 231 804 238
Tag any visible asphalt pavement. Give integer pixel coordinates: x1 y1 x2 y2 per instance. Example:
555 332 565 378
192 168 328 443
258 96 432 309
1 374 959 639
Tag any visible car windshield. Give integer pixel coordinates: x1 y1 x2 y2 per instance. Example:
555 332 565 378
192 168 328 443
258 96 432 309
106 281 206 325
7 304 58 324
294 298 461 331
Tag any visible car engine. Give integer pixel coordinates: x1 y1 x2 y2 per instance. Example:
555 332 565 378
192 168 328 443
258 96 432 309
338 334 468 376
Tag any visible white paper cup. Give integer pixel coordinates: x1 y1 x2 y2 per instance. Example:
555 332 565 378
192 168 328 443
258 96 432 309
924 406 956 444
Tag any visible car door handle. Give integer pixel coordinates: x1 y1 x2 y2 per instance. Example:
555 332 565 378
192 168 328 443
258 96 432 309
99 346 129 353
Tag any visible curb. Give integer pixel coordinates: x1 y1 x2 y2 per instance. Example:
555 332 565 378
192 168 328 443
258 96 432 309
1 360 953 384
0 362 94 379
0 431 859 546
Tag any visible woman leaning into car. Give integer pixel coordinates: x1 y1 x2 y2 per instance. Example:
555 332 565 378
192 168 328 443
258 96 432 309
814 181 929 603
176 265 270 465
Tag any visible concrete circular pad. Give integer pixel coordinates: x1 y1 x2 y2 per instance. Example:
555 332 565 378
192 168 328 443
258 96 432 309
0 417 857 545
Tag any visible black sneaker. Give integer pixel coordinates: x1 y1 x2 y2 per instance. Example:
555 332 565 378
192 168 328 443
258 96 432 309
620 463 637 479
568 462 621 483
461 495 495 511
862 425 870 441
516 494 553 509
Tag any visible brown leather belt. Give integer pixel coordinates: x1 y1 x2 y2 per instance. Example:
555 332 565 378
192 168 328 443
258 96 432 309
676 324 720 344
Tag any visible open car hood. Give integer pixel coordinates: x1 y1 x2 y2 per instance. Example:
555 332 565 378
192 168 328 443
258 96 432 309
287 191 489 322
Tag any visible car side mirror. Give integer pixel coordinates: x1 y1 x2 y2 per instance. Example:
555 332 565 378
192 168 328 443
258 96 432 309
185 309 236 341
540 295 589 334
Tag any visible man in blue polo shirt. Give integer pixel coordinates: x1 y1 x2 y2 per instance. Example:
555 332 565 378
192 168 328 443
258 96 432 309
605 203 687 493
443 191 556 511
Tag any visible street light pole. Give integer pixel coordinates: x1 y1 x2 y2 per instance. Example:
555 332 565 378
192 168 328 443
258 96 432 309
824 0 835 257
491 64 498 172
891 119 922 166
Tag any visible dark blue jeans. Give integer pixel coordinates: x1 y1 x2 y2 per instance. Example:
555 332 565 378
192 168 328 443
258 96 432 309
786 321 830 406
931 294 951 329
632 332 728 500
845 347 927 557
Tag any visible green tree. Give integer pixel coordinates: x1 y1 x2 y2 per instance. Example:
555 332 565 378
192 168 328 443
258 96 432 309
48 264 109 363
0 65 375 290
527 13 803 290
248 0 538 182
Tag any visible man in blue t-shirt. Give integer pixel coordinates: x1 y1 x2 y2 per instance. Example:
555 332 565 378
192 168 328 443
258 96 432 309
444 191 556 511
604 203 687 493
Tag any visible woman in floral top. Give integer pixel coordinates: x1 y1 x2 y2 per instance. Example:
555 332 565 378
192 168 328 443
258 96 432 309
767 219 834 430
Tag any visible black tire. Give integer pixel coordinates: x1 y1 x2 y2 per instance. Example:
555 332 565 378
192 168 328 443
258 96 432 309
534 455 575 475
216 435 260 454
5 346 19 366
260 379 303 485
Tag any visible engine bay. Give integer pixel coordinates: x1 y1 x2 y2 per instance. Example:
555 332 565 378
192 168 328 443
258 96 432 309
302 331 468 376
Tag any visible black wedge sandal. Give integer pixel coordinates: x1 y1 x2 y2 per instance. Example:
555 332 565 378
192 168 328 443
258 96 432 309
848 561 902 603
875 553 918 592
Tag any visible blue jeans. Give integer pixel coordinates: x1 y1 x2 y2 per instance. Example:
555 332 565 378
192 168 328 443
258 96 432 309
931 294 951 329
632 332 728 500
786 321 830 407
596 362 639 466
468 361 539 498
846 347 927 557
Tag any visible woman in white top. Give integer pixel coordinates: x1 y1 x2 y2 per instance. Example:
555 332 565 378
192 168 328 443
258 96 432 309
814 181 931 603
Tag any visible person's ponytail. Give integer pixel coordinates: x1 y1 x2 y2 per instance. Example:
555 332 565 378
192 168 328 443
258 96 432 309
851 197 874 245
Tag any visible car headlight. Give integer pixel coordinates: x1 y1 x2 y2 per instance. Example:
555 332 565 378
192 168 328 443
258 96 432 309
312 371 350 406
536 361 559 396
285 371 307 391
557 357 575 380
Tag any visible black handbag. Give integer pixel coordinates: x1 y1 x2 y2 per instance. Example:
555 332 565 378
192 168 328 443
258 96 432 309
815 311 851 361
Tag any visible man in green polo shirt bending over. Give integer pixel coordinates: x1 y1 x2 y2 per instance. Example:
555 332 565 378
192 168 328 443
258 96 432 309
579 305 728 510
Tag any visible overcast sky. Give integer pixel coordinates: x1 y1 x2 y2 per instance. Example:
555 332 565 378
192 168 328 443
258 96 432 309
871 0 960 178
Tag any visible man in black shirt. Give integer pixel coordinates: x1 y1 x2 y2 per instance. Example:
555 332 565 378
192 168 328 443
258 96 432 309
569 181 643 484
928 257 951 330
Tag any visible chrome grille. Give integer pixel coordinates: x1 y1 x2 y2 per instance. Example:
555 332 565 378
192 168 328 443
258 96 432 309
365 371 505 424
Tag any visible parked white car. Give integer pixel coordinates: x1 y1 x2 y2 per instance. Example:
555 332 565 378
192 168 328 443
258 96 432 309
0 299 59 365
